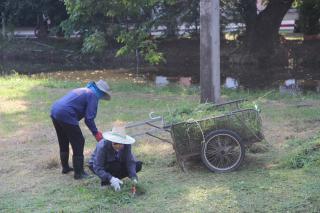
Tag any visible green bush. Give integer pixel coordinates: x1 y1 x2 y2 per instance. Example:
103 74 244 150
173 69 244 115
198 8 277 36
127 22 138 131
81 31 107 54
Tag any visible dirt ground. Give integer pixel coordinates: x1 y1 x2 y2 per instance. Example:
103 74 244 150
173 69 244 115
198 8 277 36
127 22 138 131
262 100 320 149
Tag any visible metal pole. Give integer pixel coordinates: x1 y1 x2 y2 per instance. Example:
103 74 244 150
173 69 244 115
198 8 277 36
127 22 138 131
200 0 220 103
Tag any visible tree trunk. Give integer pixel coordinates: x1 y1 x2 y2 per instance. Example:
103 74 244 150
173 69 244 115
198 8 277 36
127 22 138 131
1 12 5 38
166 21 177 37
236 0 294 64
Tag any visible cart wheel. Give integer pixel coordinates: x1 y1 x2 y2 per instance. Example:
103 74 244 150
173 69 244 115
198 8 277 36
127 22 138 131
201 129 245 173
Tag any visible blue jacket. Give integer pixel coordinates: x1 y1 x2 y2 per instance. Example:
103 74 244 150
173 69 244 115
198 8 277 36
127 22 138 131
89 140 137 182
50 87 99 135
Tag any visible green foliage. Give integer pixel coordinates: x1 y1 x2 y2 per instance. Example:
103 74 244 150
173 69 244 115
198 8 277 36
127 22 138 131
62 0 166 64
280 136 320 169
143 46 165 65
116 29 165 65
153 0 198 37
62 0 110 37
220 0 244 33
2 0 67 28
81 31 107 54
116 30 147 56
297 0 320 35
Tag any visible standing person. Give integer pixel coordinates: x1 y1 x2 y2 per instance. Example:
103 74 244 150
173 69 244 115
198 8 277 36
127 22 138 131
50 80 111 180
88 123 142 191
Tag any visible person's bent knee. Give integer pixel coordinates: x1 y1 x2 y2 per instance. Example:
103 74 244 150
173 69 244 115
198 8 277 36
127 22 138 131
136 161 143 173
88 164 95 174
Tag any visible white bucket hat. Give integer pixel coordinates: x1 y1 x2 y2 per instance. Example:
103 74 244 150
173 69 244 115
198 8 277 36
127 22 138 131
95 80 112 100
103 125 135 144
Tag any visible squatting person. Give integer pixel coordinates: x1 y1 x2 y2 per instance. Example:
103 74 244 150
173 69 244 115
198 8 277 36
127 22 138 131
88 124 142 191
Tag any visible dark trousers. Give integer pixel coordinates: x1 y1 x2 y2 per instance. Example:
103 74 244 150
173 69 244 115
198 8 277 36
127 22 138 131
89 161 143 185
51 117 85 157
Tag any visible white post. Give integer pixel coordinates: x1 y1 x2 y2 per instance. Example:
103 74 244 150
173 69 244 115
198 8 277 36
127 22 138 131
200 0 220 103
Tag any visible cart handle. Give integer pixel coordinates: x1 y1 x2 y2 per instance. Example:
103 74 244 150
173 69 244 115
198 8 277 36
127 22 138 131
212 98 247 108
149 112 162 120
145 132 173 144
126 113 163 129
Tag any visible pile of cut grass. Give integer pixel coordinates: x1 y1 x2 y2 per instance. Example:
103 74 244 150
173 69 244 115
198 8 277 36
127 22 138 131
279 136 320 169
163 101 258 125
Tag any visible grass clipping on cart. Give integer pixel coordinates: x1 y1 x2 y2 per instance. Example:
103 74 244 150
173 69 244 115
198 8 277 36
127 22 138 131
163 102 262 155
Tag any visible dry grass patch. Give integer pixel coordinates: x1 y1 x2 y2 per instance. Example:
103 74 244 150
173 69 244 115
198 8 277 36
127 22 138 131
44 155 60 170
0 98 28 113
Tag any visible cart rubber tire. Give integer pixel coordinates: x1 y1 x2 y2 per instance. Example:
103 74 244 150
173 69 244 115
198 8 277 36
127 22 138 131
201 129 245 173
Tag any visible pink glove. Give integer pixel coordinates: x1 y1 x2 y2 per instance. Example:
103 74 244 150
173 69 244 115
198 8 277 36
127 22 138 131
95 131 103 142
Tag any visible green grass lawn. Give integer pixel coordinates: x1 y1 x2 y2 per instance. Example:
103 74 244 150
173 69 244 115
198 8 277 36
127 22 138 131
0 74 320 212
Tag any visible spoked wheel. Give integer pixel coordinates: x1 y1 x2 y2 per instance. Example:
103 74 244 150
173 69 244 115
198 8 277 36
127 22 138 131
201 129 245 173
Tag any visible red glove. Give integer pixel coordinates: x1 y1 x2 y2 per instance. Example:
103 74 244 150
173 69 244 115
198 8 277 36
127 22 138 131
95 131 103 142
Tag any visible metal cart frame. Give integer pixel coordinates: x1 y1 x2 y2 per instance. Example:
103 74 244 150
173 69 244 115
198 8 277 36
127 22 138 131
126 99 264 172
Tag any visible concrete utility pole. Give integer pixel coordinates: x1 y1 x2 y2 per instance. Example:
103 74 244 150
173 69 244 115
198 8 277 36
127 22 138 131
1 12 5 38
200 0 220 103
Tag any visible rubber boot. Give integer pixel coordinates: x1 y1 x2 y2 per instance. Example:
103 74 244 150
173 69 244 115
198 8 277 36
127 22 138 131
73 156 90 180
60 152 73 174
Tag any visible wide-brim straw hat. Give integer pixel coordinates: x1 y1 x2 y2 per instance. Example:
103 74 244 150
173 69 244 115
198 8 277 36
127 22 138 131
95 80 112 100
103 125 135 144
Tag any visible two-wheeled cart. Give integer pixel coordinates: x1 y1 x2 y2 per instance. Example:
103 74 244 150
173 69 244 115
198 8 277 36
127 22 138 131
126 99 264 173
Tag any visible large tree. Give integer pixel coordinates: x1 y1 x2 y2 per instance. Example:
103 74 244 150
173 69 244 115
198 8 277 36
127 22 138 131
235 0 294 64
298 0 320 35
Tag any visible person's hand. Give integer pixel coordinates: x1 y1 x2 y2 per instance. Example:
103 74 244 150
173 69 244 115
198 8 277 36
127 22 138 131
95 131 103 142
110 177 123 191
131 177 138 185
